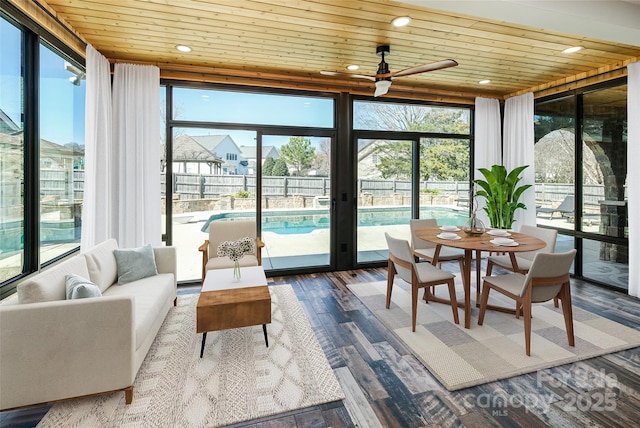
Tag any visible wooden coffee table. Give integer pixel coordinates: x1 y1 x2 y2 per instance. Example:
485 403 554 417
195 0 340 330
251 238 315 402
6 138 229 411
197 265 271 358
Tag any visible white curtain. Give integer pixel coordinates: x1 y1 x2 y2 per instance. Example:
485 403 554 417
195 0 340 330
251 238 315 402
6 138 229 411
472 97 502 226
112 63 161 247
473 97 502 226
81 45 113 250
628 62 639 297
503 92 536 230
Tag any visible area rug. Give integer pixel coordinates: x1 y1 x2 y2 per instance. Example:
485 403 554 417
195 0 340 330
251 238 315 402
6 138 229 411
38 285 344 427
348 279 640 391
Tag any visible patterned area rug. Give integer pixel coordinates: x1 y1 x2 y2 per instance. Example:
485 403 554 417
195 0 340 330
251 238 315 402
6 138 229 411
348 279 640 391
38 285 344 427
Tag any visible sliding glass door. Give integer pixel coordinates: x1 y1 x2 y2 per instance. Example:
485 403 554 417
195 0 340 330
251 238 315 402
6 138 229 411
356 138 413 263
260 135 332 270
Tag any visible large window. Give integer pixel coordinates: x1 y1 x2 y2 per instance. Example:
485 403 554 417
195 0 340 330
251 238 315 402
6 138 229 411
534 81 628 290
164 86 335 281
0 18 24 284
0 13 85 293
353 100 472 263
39 44 85 264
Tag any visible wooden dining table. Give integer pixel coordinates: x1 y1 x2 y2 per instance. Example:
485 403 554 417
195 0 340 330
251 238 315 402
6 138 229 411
413 225 546 329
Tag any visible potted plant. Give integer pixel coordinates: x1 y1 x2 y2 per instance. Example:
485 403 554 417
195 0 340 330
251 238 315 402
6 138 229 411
473 164 532 229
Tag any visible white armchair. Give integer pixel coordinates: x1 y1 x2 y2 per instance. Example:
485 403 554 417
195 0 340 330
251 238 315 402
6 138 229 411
197 219 265 283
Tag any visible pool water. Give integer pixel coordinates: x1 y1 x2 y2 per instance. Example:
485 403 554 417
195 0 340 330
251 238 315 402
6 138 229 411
202 206 469 235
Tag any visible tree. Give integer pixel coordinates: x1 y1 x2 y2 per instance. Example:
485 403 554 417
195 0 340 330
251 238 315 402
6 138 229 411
271 158 289 176
280 136 315 176
262 156 275 176
375 141 412 179
356 102 470 134
421 141 469 181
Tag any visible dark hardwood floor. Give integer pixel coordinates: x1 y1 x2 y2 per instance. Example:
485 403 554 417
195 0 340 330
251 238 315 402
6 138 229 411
2 267 639 427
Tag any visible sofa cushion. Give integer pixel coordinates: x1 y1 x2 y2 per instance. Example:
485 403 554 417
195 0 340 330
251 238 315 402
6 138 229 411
83 238 119 293
114 244 158 285
102 273 175 350
17 256 90 304
65 274 102 299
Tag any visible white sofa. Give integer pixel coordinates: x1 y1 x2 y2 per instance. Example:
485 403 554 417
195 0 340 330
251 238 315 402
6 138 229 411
0 239 177 411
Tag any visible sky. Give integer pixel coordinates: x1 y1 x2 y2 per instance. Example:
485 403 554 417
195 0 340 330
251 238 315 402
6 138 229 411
168 87 334 149
1 18 86 146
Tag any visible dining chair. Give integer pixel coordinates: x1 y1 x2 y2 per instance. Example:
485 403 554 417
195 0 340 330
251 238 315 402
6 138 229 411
409 218 464 272
486 225 558 276
486 225 559 307
477 249 577 356
197 219 265 283
385 233 459 331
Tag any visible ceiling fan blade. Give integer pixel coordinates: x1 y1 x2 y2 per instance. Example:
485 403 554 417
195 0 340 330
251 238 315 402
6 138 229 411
320 70 376 81
391 59 458 78
374 80 392 97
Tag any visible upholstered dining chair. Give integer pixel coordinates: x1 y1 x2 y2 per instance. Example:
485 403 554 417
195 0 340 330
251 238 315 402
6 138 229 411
477 249 577 356
486 225 559 308
409 218 464 272
197 219 264 283
385 232 459 332
485 225 558 276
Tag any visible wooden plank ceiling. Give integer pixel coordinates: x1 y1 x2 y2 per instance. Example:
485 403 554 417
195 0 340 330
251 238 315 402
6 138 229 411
37 0 640 102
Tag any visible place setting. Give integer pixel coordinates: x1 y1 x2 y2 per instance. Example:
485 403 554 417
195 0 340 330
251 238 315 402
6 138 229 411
489 237 519 247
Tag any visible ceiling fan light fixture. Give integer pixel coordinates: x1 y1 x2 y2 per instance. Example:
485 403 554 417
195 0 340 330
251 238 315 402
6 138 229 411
562 46 583 54
391 16 411 27
374 79 392 97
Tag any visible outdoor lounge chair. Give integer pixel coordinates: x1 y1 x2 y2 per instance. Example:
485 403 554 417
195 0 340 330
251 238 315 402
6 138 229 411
536 195 574 219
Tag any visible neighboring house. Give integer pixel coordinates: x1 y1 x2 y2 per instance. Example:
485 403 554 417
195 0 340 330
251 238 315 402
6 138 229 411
0 109 21 135
169 135 222 174
239 145 280 175
357 139 386 180
193 135 244 175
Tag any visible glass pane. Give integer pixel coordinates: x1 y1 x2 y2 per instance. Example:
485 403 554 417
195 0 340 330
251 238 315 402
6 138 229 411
261 135 331 270
534 96 575 231
39 44 85 264
354 101 471 134
0 18 24 282
357 139 413 263
582 238 627 290
172 88 333 128
582 86 628 239
171 128 257 281
419 137 470 225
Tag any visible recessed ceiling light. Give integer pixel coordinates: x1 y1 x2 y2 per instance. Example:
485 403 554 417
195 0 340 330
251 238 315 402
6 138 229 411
391 16 411 27
346 65 360 71
562 46 583 54
478 79 491 85
176 45 192 53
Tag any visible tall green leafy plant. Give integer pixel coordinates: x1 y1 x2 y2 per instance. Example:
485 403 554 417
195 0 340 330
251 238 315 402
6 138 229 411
473 164 532 229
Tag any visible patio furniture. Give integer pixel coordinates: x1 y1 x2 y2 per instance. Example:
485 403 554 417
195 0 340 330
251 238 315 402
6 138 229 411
197 219 264 283
536 195 574 219
384 233 459 332
478 250 577 356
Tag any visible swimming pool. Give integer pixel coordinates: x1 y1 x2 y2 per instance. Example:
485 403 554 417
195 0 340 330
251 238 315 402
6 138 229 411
201 206 469 235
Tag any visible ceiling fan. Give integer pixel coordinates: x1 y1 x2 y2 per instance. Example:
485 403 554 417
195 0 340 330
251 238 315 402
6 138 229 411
321 45 458 97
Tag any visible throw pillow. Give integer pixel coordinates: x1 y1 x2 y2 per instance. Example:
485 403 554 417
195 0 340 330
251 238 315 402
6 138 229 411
65 274 102 299
113 244 158 285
